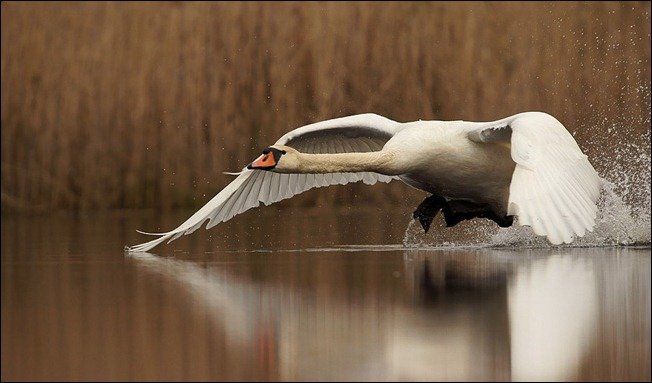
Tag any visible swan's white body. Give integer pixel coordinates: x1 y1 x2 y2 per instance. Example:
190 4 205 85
127 112 601 252
388 120 516 215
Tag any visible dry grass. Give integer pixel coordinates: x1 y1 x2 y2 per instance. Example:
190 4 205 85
1 1 650 211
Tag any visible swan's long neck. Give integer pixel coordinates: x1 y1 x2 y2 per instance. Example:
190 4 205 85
292 151 395 174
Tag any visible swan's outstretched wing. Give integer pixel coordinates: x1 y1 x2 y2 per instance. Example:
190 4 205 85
275 112 399 152
127 113 403 252
467 112 601 244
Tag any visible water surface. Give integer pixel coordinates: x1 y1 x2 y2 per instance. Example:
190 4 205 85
2 208 650 381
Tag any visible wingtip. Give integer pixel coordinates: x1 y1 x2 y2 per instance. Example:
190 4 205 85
136 229 167 236
124 245 139 253
124 244 156 255
124 243 151 253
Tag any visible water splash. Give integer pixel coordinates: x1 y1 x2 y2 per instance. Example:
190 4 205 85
402 214 498 248
490 178 650 248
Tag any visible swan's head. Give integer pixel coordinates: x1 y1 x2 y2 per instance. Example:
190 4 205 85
247 145 298 172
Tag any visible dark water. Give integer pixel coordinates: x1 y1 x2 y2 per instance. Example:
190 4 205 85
2 208 650 381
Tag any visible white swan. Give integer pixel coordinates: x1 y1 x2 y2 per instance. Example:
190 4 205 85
126 112 601 252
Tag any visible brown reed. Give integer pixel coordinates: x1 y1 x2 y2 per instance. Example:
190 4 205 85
1 1 650 212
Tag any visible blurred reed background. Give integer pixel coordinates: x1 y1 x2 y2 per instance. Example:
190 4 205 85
1 1 650 212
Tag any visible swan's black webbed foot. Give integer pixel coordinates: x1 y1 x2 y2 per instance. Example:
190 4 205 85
413 194 446 233
442 200 514 228
489 213 514 228
413 196 514 232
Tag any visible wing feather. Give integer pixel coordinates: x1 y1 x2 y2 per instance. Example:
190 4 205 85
127 114 402 252
467 112 601 244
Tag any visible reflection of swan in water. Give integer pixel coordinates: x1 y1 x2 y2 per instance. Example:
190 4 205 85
128 250 598 381
508 255 597 381
394 252 513 381
128 252 391 380
127 252 283 346
399 251 598 381
128 252 286 379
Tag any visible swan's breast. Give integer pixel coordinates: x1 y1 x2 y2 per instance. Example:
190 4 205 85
385 125 515 208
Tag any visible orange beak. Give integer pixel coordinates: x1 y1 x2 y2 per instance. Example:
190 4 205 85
248 152 277 169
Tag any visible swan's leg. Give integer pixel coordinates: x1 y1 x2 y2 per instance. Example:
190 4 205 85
442 200 514 228
412 194 446 233
441 200 481 227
